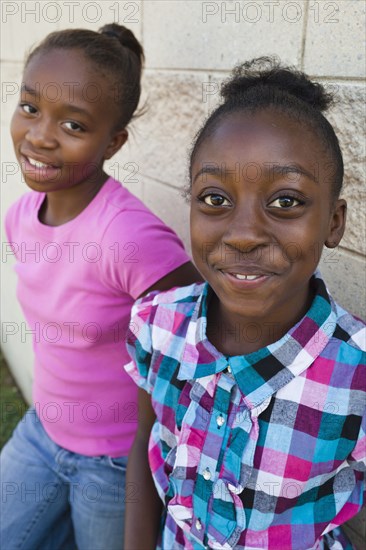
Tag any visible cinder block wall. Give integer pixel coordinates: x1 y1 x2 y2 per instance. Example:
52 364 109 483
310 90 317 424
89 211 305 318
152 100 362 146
1 0 365 403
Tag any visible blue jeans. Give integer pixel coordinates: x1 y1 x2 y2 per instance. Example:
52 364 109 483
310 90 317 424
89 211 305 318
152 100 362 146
0 408 127 550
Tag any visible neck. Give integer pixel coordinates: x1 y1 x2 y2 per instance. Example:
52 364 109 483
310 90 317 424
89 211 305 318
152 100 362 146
39 172 108 226
206 284 314 356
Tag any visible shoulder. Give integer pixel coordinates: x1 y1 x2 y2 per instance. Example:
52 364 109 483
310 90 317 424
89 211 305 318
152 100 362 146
5 191 43 239
95 178 190 297
132 282 205 321
331 298 366 353
125 282 205 393
102 177 178 232
6 191 42 218
100 178 186 249
129 282 205 346
322 300 366 396
102 177 149 213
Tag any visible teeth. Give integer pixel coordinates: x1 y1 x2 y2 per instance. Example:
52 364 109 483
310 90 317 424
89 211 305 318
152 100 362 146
234 274 260 280
28 157 48 168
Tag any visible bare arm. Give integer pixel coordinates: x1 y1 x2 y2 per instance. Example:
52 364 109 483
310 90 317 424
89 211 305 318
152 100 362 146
124 388 162 549
139 261 202 297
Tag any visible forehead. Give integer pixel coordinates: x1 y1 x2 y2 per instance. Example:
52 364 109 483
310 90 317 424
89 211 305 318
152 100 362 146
193 109 329 180
23 49 116 109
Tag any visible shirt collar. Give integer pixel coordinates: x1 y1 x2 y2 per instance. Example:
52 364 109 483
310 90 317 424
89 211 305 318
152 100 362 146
178 272 336 406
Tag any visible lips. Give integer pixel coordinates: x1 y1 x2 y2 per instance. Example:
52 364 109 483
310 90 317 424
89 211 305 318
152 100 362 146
218 264 276 277
214 263 277 289
220 271 273 290
21 152 60 169
19 152 62 183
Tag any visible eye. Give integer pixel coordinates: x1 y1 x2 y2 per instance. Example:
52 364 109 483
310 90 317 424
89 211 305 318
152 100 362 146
201 194 231 207
63 121 84 132
20 103 37 114
268 196 302 208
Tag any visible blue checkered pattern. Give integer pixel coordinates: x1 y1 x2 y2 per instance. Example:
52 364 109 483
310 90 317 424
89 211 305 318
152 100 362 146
125 273 365 549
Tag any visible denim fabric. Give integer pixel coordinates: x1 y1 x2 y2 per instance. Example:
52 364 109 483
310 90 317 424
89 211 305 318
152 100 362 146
0 408 127 550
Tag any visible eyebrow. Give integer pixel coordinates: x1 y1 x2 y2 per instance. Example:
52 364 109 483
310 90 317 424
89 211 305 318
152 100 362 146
21 84 38 95
20 84 93 119
271 163 318 184
193 165 222 184
193 163 318 184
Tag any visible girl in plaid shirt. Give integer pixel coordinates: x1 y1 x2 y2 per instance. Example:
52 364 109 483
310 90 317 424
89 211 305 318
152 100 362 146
125 58 365 549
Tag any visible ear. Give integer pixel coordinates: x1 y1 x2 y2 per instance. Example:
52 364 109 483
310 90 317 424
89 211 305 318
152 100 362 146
103 129 128 160
325 199 347 248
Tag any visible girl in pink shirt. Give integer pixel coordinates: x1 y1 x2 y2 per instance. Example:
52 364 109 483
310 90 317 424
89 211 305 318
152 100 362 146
1 23 199 549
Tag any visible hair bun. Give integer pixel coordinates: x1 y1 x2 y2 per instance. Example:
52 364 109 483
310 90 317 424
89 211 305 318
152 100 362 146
222 56 333 112
99 23 144 65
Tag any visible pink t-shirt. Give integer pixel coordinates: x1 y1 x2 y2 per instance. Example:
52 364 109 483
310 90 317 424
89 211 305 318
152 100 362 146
5 177 190 456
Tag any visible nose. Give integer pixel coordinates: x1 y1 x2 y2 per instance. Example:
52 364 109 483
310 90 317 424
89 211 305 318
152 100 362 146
25 116 57 149
222 198 269 254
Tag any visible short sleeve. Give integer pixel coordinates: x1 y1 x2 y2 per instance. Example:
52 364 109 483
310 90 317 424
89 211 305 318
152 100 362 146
99 209 190 299
124 293 159 394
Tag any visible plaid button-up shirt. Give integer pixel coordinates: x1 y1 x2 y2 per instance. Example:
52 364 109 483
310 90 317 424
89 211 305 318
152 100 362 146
126 273 365 550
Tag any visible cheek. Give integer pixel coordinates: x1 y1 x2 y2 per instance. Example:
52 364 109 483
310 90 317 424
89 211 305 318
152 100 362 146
279 234 324 268
80 141 108 161
191 211 215 249
62 142 103 168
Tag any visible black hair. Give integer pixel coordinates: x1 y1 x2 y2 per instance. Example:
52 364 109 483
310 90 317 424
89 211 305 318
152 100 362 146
190 57 343 199
24 23 144 130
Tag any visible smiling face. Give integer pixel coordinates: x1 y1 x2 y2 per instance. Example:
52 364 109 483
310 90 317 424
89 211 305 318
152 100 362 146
190 110 346 345
10 49 127 194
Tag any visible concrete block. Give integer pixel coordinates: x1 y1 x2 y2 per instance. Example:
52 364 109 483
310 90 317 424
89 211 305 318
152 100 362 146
326 83 366 256
204 71 230 115
1 62 23 130
304 0 366 77
1 2 60 62
144 0 304 70
1 129 25 219
319 248 366 320
122 70 209 189
142 176 192 255
104 145 144 201
1 1 141 62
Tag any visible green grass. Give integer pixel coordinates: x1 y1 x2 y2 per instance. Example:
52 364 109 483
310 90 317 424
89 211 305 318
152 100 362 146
0 349 28 449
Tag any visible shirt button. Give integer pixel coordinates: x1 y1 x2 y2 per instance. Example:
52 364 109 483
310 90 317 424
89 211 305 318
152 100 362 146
228 482 243 494
226 365 232 374
195 518 202 531
216 415 225 427
203 467 211 480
